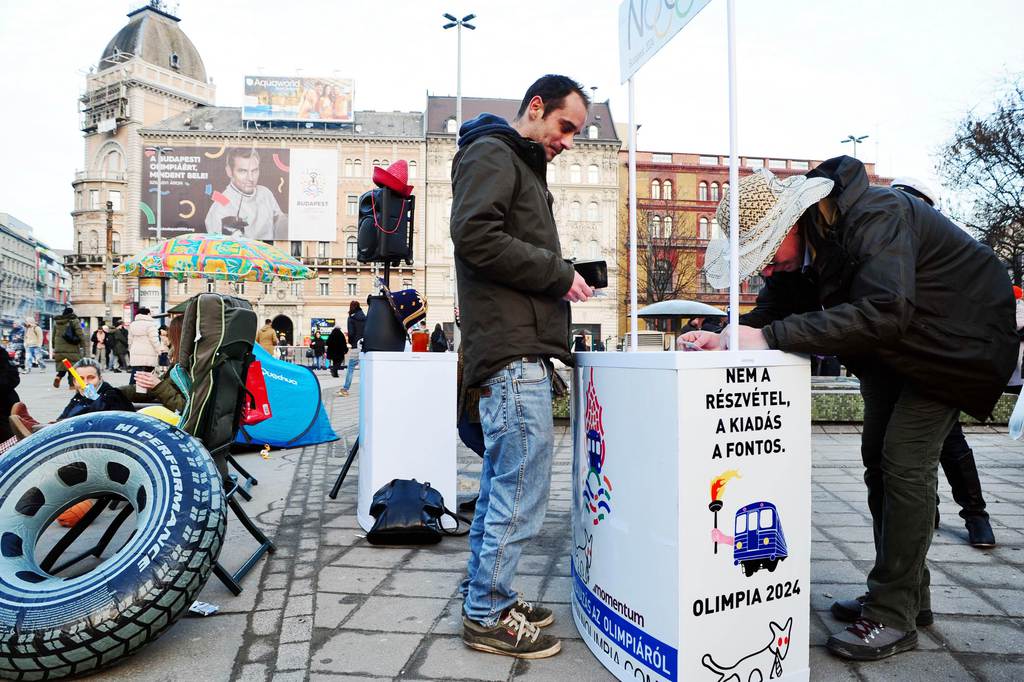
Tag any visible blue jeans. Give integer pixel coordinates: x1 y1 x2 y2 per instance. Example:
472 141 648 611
25 347 42 371
342 355 360 390
461 358 554 626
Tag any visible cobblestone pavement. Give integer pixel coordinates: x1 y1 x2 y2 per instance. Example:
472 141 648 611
15 365 1015 681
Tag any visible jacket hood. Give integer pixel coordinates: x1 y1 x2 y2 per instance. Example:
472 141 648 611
457 113 547 176
806 155 869 216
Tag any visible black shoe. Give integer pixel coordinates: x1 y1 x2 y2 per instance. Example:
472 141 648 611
965 516 996 548
463 608 561 659
459 495 479 513
831 594 933 627
826 618 917 661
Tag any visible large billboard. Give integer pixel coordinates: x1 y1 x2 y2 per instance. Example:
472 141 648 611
139 146 337 241
243 75 354 123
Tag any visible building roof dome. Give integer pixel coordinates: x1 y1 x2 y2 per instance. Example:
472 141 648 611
98 3 207 82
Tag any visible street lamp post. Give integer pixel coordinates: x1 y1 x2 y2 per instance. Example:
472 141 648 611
144 145 173 314
442 12 475 349
841 134 869 159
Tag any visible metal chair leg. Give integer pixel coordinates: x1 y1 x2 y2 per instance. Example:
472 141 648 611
328 437 359 500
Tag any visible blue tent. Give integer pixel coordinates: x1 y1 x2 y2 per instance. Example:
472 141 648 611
235 345 338 448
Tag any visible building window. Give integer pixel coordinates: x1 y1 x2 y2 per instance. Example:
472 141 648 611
570 201 582 221
109 190 122 211
589 240 600 258
408 161 417 179
346 236 357 258
291 241 302 258
347 279 357 296
651 153 672 164
699 217 709 239
663 180 672 201
768 159 787 169
587 164 599 184
791 160 809 170
112 278 122 294
723 182 729 196
237 282 246 295
88 230 99 252
207 281 215 293
344 160 353 176
319 278 330 296
651 215 661 239
175 280 189 296
710 182 719 202
291 282 302 297
664 216 673 238
372 159 380 169
89 190 100 209
587 202 599 222
570 164 581 183
76 190 83 210
354 159 362 176
317 241 330 258
111 232 121 253
263 284 271 295
347 195 357 215
169 52 180 69
445 118 457 134
699 182 708 202
699 156 718 166
651 180 661 199
402 278 413 289
711 217 722 240
587 124 599 139
571 240 581 257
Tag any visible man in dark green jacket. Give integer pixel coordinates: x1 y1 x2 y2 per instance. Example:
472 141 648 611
682 157 1016 662
451 74 594 660
52 307 84 388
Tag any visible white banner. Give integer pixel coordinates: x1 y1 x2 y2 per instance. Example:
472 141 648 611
287 149 338 241
618 0 713 83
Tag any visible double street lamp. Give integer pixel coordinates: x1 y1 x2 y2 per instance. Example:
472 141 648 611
840 134 868 159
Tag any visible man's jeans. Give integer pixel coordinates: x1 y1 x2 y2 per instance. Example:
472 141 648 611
25 347 42 371
461 358 554 626
342 356 360 390
859 370 958 632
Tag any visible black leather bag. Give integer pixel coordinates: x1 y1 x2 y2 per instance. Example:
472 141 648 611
569 259 608 289
367 478 468 545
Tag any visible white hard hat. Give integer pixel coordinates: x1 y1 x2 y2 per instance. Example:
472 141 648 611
890 176 938 207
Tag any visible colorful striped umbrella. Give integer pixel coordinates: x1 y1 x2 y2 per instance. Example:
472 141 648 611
116 233 315 283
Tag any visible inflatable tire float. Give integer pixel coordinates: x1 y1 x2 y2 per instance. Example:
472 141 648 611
0 412 226 680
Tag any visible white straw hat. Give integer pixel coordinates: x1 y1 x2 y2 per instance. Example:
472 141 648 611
703 168 834 290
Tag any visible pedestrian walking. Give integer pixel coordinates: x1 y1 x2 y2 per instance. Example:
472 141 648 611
337 301 366 396
111 321 129 372
128 307 161 383
52 307 84 388
452 74 593 659
326 328 348 378
23 317 43 373
681 157 1016 661
311 334 326 370
9 322 25 371
256 319 277 355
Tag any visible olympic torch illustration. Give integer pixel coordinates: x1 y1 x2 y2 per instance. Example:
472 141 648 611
709 470 740 554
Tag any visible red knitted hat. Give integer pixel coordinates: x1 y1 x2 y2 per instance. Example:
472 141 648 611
372 160 413 197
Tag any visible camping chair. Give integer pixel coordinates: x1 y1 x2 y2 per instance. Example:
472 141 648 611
174 293 275 595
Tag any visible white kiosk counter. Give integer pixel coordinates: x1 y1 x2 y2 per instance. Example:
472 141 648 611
570 350 811 681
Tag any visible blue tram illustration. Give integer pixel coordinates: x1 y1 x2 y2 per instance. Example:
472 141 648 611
733 501 788 577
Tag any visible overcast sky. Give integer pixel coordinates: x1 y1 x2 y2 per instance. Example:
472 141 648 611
1 0 1021 249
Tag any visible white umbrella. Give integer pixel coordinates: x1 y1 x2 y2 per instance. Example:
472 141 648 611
636 300 726 319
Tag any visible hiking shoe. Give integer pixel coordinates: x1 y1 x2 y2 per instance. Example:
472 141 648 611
514 598 554 628
826 618 917 661
965 516 996 548
831 593 933 627
463 608 561 659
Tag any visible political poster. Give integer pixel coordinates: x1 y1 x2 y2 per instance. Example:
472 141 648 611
243 75 354 123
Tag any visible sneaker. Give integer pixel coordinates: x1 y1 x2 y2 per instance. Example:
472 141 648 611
831 593 933 627
826 618 917 661
9 416 33 441
52 376 61 389
463 608 561 659
336 388 349 397
514 598 554 628
965 516 996 548
10 403 39 429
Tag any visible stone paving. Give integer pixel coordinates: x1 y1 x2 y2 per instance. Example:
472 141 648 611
14 369 1022 680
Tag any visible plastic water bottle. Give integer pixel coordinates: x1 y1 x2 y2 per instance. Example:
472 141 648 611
1009 390 1024 440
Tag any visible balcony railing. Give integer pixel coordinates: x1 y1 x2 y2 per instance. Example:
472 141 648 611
73 170 127 183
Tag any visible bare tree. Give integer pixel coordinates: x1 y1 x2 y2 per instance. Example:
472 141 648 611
938 77 1024 283
629 208 701 304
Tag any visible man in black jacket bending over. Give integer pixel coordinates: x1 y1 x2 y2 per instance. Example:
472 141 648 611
681 157 1016 662
451 74 593 660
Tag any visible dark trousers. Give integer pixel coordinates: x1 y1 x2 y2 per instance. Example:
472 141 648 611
858 371 958 632
939 422 988 520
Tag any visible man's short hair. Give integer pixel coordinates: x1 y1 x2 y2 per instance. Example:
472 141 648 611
74 358 102 377
265 319 272 325
516 74 591 119
138 307 150 315
226 148 260 171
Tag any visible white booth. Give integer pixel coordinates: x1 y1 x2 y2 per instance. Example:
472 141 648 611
356 352 458 531
571 350 811 681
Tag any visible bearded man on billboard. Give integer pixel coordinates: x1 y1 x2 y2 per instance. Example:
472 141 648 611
205 148 287 240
